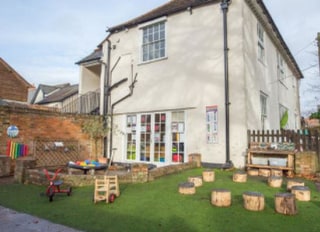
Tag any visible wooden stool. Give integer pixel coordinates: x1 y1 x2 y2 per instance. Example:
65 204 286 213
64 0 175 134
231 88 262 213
259 169 270 177
268 176 283 188
247 169 259 176
271 169 283 177
202 170 215 182
243 191 265 211
233 171 247 183
291 186 311 201
211 189 231 207
179 182 196 195
287 179 304 191
188 176 203 187
274 193 297 215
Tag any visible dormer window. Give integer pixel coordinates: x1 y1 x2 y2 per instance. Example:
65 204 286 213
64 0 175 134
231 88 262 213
140 19 166 62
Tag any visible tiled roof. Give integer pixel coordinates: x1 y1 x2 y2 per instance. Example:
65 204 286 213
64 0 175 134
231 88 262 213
75 49 103 65
37 84 78 104
108 0 217 32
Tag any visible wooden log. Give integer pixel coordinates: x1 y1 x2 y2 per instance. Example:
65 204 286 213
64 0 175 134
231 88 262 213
188 176 203 187
271 169 283 177
268 176 283 188
274 193 297 215
287 179 304 191
211 189 231 207
247 169 259 176
202 170 215 182
291 186 311 201
233 171 247 183
178 182 195 195
243 191 265 211
259 168 270 177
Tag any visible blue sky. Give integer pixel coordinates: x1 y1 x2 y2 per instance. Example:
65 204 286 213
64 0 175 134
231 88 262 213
0 0 319 115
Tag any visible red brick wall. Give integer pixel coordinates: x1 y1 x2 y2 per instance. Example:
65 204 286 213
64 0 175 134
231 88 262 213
0 104 101 164
0 67 30 102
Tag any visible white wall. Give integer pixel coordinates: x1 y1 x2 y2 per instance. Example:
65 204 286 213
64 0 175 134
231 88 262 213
102 1 301 167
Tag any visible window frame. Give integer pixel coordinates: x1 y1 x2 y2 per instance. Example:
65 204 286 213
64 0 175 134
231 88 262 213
260 91 268 130
139 17 167 63
257 22 265 63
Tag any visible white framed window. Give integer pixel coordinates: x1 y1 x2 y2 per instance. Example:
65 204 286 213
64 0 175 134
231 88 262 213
257 22 265 62
277 52 287 87
279 105 288 129
260 92 268 129
140 20 166 62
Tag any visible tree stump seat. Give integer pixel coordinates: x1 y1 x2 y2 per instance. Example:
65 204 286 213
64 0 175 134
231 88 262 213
274 193 297 215
291 186 311 201
243 191 265 211
179 182 196 195
259 168 271 177
268 176 283 188
202 170 215 182
211 189 231 207
271 169 283 177
188 176 203 187
287 179 304 190
233 171 247 183
247 169 259 176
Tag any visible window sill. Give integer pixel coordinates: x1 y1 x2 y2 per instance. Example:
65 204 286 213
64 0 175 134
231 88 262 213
138 56 168 66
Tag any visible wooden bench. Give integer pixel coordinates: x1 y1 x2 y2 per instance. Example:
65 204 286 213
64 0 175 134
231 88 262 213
246 142 295 176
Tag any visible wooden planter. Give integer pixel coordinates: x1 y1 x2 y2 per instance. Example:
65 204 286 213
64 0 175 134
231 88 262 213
211 189 231 207
268 176 283 188
202 170 215 182
179 182 196 195
233 171 247 183
291 186 311 201
188 176 203 187
287 179 304 191
274 193 297 215
243 191 265 211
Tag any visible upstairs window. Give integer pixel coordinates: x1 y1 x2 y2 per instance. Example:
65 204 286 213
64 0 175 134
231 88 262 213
277 52 287 87
257 22 265 62
260 92 268 129
141 21 166 62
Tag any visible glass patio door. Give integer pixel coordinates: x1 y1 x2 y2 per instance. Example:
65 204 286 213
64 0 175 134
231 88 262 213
139 113 166 162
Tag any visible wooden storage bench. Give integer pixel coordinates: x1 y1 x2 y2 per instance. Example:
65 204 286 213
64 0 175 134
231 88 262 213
246 143 295 176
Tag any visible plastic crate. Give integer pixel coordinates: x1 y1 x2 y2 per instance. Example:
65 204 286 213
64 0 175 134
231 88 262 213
251 157 268 165
269 158 287 167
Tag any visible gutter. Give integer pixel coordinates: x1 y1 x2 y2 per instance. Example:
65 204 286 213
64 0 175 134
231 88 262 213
102 39 111 158
221 0 233 168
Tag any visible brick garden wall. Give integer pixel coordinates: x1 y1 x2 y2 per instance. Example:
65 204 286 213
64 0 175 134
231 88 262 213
0 104 100 170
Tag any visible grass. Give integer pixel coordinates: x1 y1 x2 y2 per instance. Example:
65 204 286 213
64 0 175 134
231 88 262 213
1 168 320 232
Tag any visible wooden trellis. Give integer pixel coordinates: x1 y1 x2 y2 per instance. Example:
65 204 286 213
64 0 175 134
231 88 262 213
34 140 80 167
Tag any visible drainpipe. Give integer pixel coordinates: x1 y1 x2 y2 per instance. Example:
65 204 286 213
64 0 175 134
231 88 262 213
109 73 138 156
221 0 233 168
103 39 111 158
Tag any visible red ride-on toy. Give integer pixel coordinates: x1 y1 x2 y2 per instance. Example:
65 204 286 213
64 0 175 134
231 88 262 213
43 168 72 202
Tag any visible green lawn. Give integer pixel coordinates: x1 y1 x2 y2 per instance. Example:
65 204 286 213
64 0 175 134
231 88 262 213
1 168 320 232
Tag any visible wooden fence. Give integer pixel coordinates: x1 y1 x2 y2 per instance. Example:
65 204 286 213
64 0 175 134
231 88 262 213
247 129 320 157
